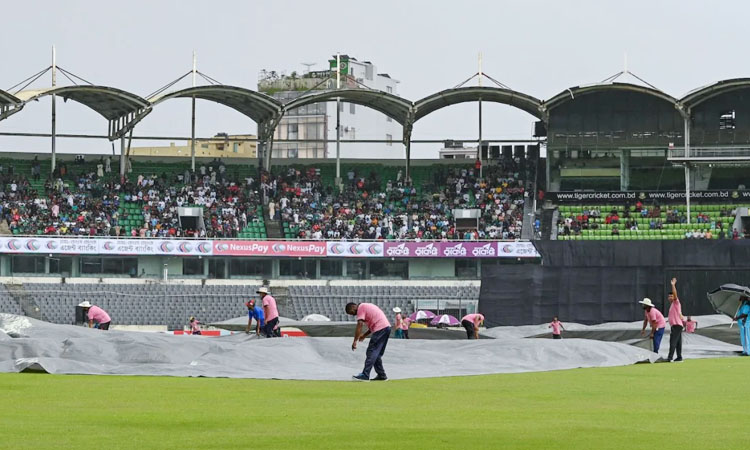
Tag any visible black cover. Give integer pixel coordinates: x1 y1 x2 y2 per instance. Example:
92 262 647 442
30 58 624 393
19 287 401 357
480 240 750 326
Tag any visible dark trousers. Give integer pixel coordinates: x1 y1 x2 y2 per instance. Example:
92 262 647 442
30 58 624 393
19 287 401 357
668 325 683 360
362 327 390 378
264 317 281 338
462 320 476 339
552 334 562 339
99 322 110 330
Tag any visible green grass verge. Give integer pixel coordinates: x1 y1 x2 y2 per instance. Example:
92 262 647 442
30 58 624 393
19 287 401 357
1 358 748 449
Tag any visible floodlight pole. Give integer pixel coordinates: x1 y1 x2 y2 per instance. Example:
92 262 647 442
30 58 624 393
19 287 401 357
685 163 691 225
335 53 342 189
683 114 691 225
51 45 57 175
191 51 197 172
478 52 483 178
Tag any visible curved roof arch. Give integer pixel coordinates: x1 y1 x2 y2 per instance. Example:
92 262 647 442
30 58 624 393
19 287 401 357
151 85 282 124
544 82 677 112
0 89 24 121
413 86 543 122
0 89 22 106
681 78 750 109
17 85 150 121
284 89 413 125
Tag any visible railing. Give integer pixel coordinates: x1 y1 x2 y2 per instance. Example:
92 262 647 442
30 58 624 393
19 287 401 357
668 146 750 160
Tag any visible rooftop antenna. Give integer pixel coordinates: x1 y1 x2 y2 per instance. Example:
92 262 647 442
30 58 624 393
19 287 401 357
301 62 316 74
599 53 660 91
478 52 483 87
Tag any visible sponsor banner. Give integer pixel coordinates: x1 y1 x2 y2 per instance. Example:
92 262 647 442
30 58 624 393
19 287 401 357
98 239 213 256
384 242 442 258
213 240 326 257
0 237 214 256
0 237 538 258
326 242 384 257
383 241 537 258
0 237 99 254
497 241 541 258
440 242 499 258
547 190 750 204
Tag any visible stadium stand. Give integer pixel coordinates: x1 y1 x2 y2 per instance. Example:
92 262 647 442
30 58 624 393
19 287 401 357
286 284 479 321
0 282 480 328
555 203 746 240
271 158 526 240
1 156 530 241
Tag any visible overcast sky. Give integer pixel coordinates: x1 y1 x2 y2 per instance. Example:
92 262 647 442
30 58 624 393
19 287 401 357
2 0 749 158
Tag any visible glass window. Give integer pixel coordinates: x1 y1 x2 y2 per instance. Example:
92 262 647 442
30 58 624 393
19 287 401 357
80 257 136 274
305 123 318 140
233 142 239 153
48 256 72 275
345 260 366 280
183 258 204 276
208 258 226 279
386 134 393 146
229 259 272 277
279 259 316 279
80 257 103 274
455 259 478 279
338 102 343 112
350 103 355 114
369 260 408 279
386 86 393 94
288 123 299 140
320 259 343 277
11 255 45 273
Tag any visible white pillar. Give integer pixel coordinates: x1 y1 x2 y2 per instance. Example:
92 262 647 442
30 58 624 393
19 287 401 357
191 51 197 172
335 53 341 188
685 163 691 225
120 137 126 177
51 45 57 174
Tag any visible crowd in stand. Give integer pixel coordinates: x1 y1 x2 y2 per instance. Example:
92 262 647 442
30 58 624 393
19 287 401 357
268 158 527 240
557 200 739 239
0 156 528 240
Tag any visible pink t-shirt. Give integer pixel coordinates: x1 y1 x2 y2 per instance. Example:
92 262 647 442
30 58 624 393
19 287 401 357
462 313 485 326
400 318 411 331
190 320 200 332
550 320 563 335
262 295 279 322
645 308 666 329
87 305 111 324
356 303 390 333
668 298 684 327
394 313 402 328
685 321 697 333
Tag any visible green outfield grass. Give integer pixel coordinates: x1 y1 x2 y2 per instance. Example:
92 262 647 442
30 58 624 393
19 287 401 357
1 358 748 449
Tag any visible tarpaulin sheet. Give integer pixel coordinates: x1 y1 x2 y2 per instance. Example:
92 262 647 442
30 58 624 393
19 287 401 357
0 314 655 380
482 315 741 360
